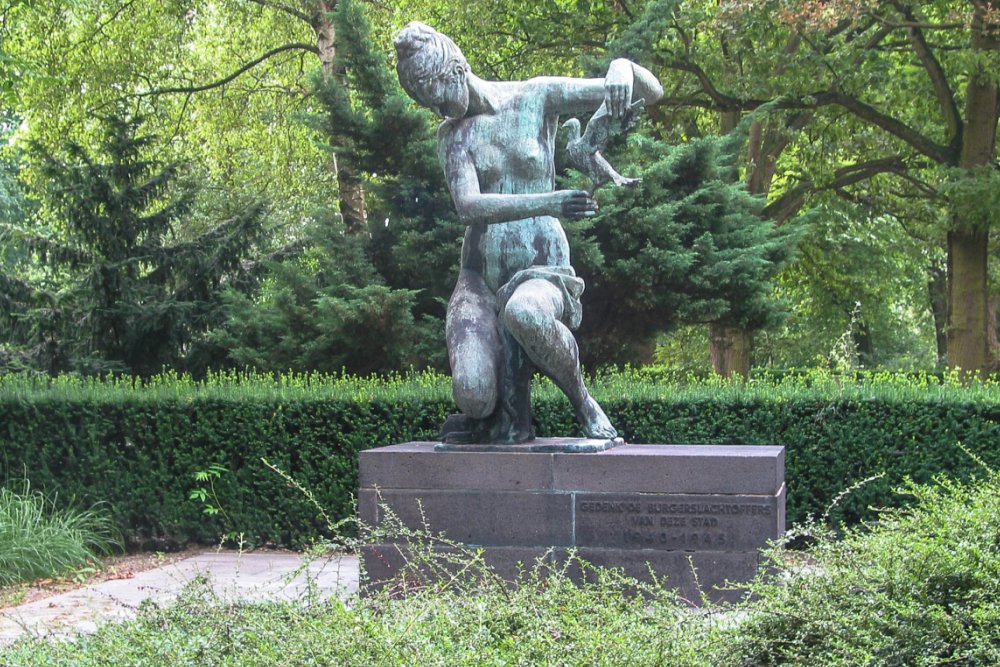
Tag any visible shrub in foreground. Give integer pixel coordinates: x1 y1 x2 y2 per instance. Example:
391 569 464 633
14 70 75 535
4 465 1000 665
732 462 1000 665
1 558 727 666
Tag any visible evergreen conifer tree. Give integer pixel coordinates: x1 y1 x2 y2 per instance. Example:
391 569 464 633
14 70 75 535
215 0 461 373
0 113 267 375
213 210 423 374
320 0 462 318
576 132 800 366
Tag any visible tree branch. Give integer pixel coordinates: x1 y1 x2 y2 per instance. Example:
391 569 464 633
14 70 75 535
762 155 910 223
244 0 311 24
866 9 964 31
666 59 744 109
74 0 138 48
894 2 963 150
136 43 320 97
812 91 955 164
616 0 636 21
660 85 954 163
655 96 717 110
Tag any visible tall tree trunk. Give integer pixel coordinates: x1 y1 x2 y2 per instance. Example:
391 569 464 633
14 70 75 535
708 29 804 378
947 228 989 376
707 109 753 378
852 318 876 367
946 8 998 377
988 295 1000 372
312 0 367 235
927 263 948 367
709 322 752 379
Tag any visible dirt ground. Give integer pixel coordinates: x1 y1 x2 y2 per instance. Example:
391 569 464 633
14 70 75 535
0 548 205 610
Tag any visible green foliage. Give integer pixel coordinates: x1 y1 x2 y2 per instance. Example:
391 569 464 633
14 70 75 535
765 200 940 370
0 113 269 376
327 0 462 340
2 369 1000 547
211 213 426 375
385 0 628 80
0 480 118 586
575 132 800 365
217 0 459 373
0 559 717 666
941 165 1000 232
7 0 329 235
0 370 454 549
734 465 1000 665
4 467 1000 665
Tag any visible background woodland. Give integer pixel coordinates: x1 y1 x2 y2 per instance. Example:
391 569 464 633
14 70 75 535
1 0 998 379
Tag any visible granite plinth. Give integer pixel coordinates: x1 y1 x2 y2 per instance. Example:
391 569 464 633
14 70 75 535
359 441 785 604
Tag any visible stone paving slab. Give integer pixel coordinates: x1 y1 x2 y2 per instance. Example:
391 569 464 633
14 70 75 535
0 551 360 645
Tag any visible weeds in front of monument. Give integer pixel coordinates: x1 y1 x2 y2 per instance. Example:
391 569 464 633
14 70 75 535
732 451 1000 665
5 452 1000 665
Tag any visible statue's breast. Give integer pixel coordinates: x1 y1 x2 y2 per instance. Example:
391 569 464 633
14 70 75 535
469 117 553 194
471 136 555 194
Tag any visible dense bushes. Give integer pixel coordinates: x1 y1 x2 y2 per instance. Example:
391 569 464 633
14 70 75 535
4 464 999 665
732 466 1000 665
1 370 998 548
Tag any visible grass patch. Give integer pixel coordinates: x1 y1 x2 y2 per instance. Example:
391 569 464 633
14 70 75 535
0 481 119 587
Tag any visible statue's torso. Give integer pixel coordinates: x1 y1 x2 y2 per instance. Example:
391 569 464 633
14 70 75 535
444 83 571 293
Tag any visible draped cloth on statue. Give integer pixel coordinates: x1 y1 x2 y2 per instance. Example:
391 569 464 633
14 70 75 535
496 265 585 331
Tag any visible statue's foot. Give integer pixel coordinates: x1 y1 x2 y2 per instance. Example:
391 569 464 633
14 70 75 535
577 396 617 439
440 414 490 444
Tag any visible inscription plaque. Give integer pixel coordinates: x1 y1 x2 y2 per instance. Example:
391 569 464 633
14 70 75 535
575 492 783 552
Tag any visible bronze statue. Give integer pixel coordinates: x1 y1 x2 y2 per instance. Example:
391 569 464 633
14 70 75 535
395 22 662 447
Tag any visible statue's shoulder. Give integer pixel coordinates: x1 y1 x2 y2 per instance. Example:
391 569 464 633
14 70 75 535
520 77 559 96
436 119 468 163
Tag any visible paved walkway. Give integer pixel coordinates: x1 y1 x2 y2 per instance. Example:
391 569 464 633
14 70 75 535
0 551 360 645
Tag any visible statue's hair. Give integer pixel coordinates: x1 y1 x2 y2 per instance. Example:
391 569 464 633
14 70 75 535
394 21 468 101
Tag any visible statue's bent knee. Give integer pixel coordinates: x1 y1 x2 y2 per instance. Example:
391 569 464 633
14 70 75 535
502 299 536 343
503 283 560 345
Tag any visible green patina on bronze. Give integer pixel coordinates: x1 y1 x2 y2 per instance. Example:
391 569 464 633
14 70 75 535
395 22 662 446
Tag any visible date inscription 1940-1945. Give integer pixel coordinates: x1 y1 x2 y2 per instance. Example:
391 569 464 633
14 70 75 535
576 496 775 551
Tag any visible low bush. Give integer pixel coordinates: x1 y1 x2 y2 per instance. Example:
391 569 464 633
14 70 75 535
0 481 118 586
3 463 998 666
732 460 1000 665
1 369 999 547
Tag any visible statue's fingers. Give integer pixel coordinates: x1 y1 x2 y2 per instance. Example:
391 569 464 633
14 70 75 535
565 200 595 215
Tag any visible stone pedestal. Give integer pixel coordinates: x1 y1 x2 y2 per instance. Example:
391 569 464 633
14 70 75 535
359 440 785 603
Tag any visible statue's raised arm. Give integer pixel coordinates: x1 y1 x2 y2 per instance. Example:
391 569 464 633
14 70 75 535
395 21 662 449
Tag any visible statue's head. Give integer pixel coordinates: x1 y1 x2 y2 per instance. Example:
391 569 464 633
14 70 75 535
394 21 470 119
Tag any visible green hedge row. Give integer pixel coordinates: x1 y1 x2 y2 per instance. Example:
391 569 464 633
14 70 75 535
1 370 998 548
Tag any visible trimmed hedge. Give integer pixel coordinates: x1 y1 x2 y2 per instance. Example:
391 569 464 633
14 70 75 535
1 370 998 548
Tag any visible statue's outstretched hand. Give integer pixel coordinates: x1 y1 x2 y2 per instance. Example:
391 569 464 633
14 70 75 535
556 190 599 218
